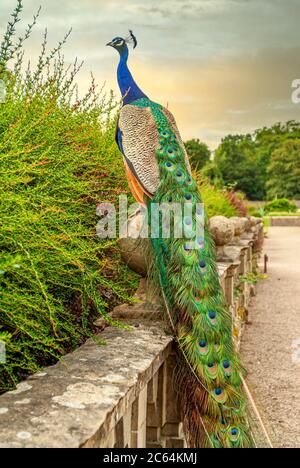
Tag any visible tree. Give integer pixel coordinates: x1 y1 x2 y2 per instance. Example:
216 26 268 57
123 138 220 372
201 161 224 187
214 134 265 200
184 139 211 171
267 139 300 199
253 121 300 195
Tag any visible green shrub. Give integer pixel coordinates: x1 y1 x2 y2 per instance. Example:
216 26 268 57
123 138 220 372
195 176 238 218
0 2 138 393
248 210 262 218
264 198 297 213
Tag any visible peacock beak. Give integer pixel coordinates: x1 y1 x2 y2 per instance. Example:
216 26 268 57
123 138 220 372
106 41 113 47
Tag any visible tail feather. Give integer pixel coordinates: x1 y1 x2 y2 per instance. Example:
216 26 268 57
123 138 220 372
134 98 256 448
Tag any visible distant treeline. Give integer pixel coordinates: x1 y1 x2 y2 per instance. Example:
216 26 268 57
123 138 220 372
185 121 300 201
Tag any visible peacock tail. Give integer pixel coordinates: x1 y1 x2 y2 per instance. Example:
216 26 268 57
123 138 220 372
108 32 257 448
126 98 254 448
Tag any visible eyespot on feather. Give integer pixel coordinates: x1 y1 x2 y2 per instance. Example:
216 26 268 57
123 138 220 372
198 339 209 356
212 387 227 404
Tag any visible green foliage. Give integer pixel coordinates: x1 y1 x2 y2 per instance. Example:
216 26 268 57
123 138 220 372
248 208 262 218
184 138 211 171
240 272 267 286
214 134 265 200
201 161 224 187
267 140 300 200
264 198 297 213
209 121 300 201
0 2 138 393
195 176 238 218
265 211 299 217
254 121 300 196
225 191 248 217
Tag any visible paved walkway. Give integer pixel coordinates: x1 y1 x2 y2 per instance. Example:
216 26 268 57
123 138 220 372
241 226 300 448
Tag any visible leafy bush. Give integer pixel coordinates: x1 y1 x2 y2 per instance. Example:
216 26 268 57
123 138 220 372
0 2 138 393
225 191 248 217
248 209 262 218
264 198 297 214
195 176 238 218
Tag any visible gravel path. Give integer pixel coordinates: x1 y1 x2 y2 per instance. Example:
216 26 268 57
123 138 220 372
241 226 300 448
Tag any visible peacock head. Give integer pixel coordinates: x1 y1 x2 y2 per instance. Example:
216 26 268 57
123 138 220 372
106 30 137 55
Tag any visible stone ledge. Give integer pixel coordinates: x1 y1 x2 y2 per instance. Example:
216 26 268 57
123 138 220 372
269 216 300 227
0 324 173 448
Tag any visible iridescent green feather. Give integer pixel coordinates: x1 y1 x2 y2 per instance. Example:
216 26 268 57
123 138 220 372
132 97 254 448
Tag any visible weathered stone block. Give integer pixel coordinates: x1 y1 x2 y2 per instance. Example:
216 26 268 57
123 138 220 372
209 215 235 246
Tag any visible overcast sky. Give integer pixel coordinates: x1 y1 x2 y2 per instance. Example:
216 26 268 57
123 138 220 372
1 0 300 148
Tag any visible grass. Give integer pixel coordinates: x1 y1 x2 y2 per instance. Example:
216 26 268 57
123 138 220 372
265 212 300 217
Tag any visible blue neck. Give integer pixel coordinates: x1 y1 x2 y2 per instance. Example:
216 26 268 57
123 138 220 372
117 48 148 105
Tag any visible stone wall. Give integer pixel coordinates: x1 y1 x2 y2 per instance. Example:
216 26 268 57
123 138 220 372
0 216 264 448
269 216 300 226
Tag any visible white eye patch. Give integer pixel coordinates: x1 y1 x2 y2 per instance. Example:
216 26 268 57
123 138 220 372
113 40 124 46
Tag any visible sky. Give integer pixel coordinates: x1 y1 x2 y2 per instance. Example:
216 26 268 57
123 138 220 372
0 0 300 149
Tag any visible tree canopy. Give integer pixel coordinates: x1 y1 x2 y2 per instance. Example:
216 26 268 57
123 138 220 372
267 139 300 199
184 138 211 171
189 121 300 200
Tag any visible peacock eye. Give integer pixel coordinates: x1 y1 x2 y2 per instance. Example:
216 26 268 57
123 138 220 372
214 388 222 396
222 360 230 369
113 39 124 46
160 130 170 138
199 340 206 348
199 260 206 268
184 216 192 226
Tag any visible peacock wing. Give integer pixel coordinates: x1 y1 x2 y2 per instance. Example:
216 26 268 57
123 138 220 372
117 102 191 198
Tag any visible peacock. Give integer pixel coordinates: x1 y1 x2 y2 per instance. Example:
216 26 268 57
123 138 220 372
107 31 269 448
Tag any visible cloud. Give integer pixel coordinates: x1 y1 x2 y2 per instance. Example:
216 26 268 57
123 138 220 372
134 46 300 147
0 0 299 148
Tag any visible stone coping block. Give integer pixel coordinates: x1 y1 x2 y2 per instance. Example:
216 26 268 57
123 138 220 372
0 324 173 448
269 216 300 227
